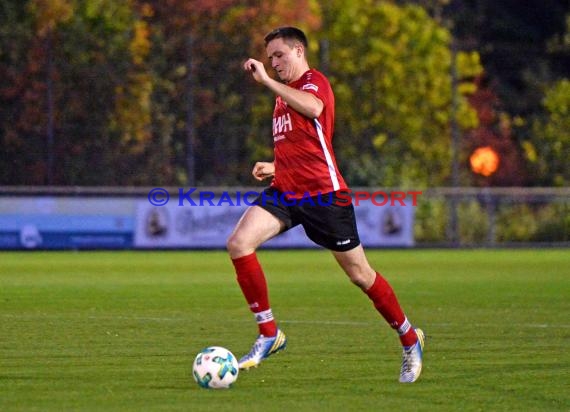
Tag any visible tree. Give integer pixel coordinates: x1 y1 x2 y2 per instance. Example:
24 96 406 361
146 0 322 185
527 13 570 187
0 0 77 185
317 0 480 187
447 0 570 117
528 79 570 186
465 74 528 186
444 0 570 187
0 0 177 185
3 0 564 188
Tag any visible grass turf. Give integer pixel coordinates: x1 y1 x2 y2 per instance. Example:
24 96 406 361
0 249 568 411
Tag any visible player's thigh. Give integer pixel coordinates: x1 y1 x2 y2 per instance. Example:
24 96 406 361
227 205 285 258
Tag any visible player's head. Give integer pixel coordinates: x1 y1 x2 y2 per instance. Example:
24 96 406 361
264 27 309 83
264 27 308 49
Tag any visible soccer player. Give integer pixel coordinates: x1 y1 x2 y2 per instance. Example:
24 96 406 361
227 27 425 383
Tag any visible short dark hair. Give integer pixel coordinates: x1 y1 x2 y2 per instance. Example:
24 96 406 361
264 27 308 48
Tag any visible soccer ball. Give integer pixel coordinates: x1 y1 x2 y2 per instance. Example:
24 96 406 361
192 346 239 389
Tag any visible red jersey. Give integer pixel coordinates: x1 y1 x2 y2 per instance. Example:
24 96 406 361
270 69 348 199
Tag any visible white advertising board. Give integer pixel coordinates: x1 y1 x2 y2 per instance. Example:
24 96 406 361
134 191 415 248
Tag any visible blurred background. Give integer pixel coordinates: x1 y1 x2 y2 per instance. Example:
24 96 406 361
0 0 568 247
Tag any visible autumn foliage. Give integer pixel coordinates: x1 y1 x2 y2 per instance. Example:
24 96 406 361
0 0 567 187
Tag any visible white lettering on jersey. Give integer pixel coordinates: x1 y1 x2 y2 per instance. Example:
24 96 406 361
273 113 293 136
302 83 319 92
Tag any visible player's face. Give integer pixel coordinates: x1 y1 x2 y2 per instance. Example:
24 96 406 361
266 38 302 83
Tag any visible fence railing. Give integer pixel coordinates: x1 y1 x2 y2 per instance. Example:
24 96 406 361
418 187 569 247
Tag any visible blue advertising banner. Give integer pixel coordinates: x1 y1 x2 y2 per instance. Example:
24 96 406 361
0 197 134 250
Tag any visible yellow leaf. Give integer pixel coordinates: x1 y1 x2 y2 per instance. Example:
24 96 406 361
522 141 538 163
372 133 388 150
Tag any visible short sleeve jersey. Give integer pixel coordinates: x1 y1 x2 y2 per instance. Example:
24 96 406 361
270 69 348 199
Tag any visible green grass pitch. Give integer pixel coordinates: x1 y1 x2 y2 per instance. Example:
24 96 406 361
1 249 568 411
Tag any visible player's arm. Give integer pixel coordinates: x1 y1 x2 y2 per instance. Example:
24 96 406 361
244 59 323 119
252 161 275 181
264 78 323 119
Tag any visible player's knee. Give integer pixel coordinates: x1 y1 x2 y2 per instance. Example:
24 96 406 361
346 267 376 290
226 232 251 258
226 233 240 255
348 273 368 289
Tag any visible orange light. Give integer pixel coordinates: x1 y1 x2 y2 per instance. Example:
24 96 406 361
470 146 499 176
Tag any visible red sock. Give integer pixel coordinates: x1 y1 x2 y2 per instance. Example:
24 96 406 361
231 253 277 337
364 273 417 347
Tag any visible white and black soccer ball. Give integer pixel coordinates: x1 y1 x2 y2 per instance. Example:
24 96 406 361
192 346 239 389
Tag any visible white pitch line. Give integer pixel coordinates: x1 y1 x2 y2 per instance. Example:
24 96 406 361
1 314 569 329
283 320 570 329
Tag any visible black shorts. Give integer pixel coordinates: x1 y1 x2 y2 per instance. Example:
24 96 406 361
252 187 361 252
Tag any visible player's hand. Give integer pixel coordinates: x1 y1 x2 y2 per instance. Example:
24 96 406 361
243 58 269 84
252 161 275 181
